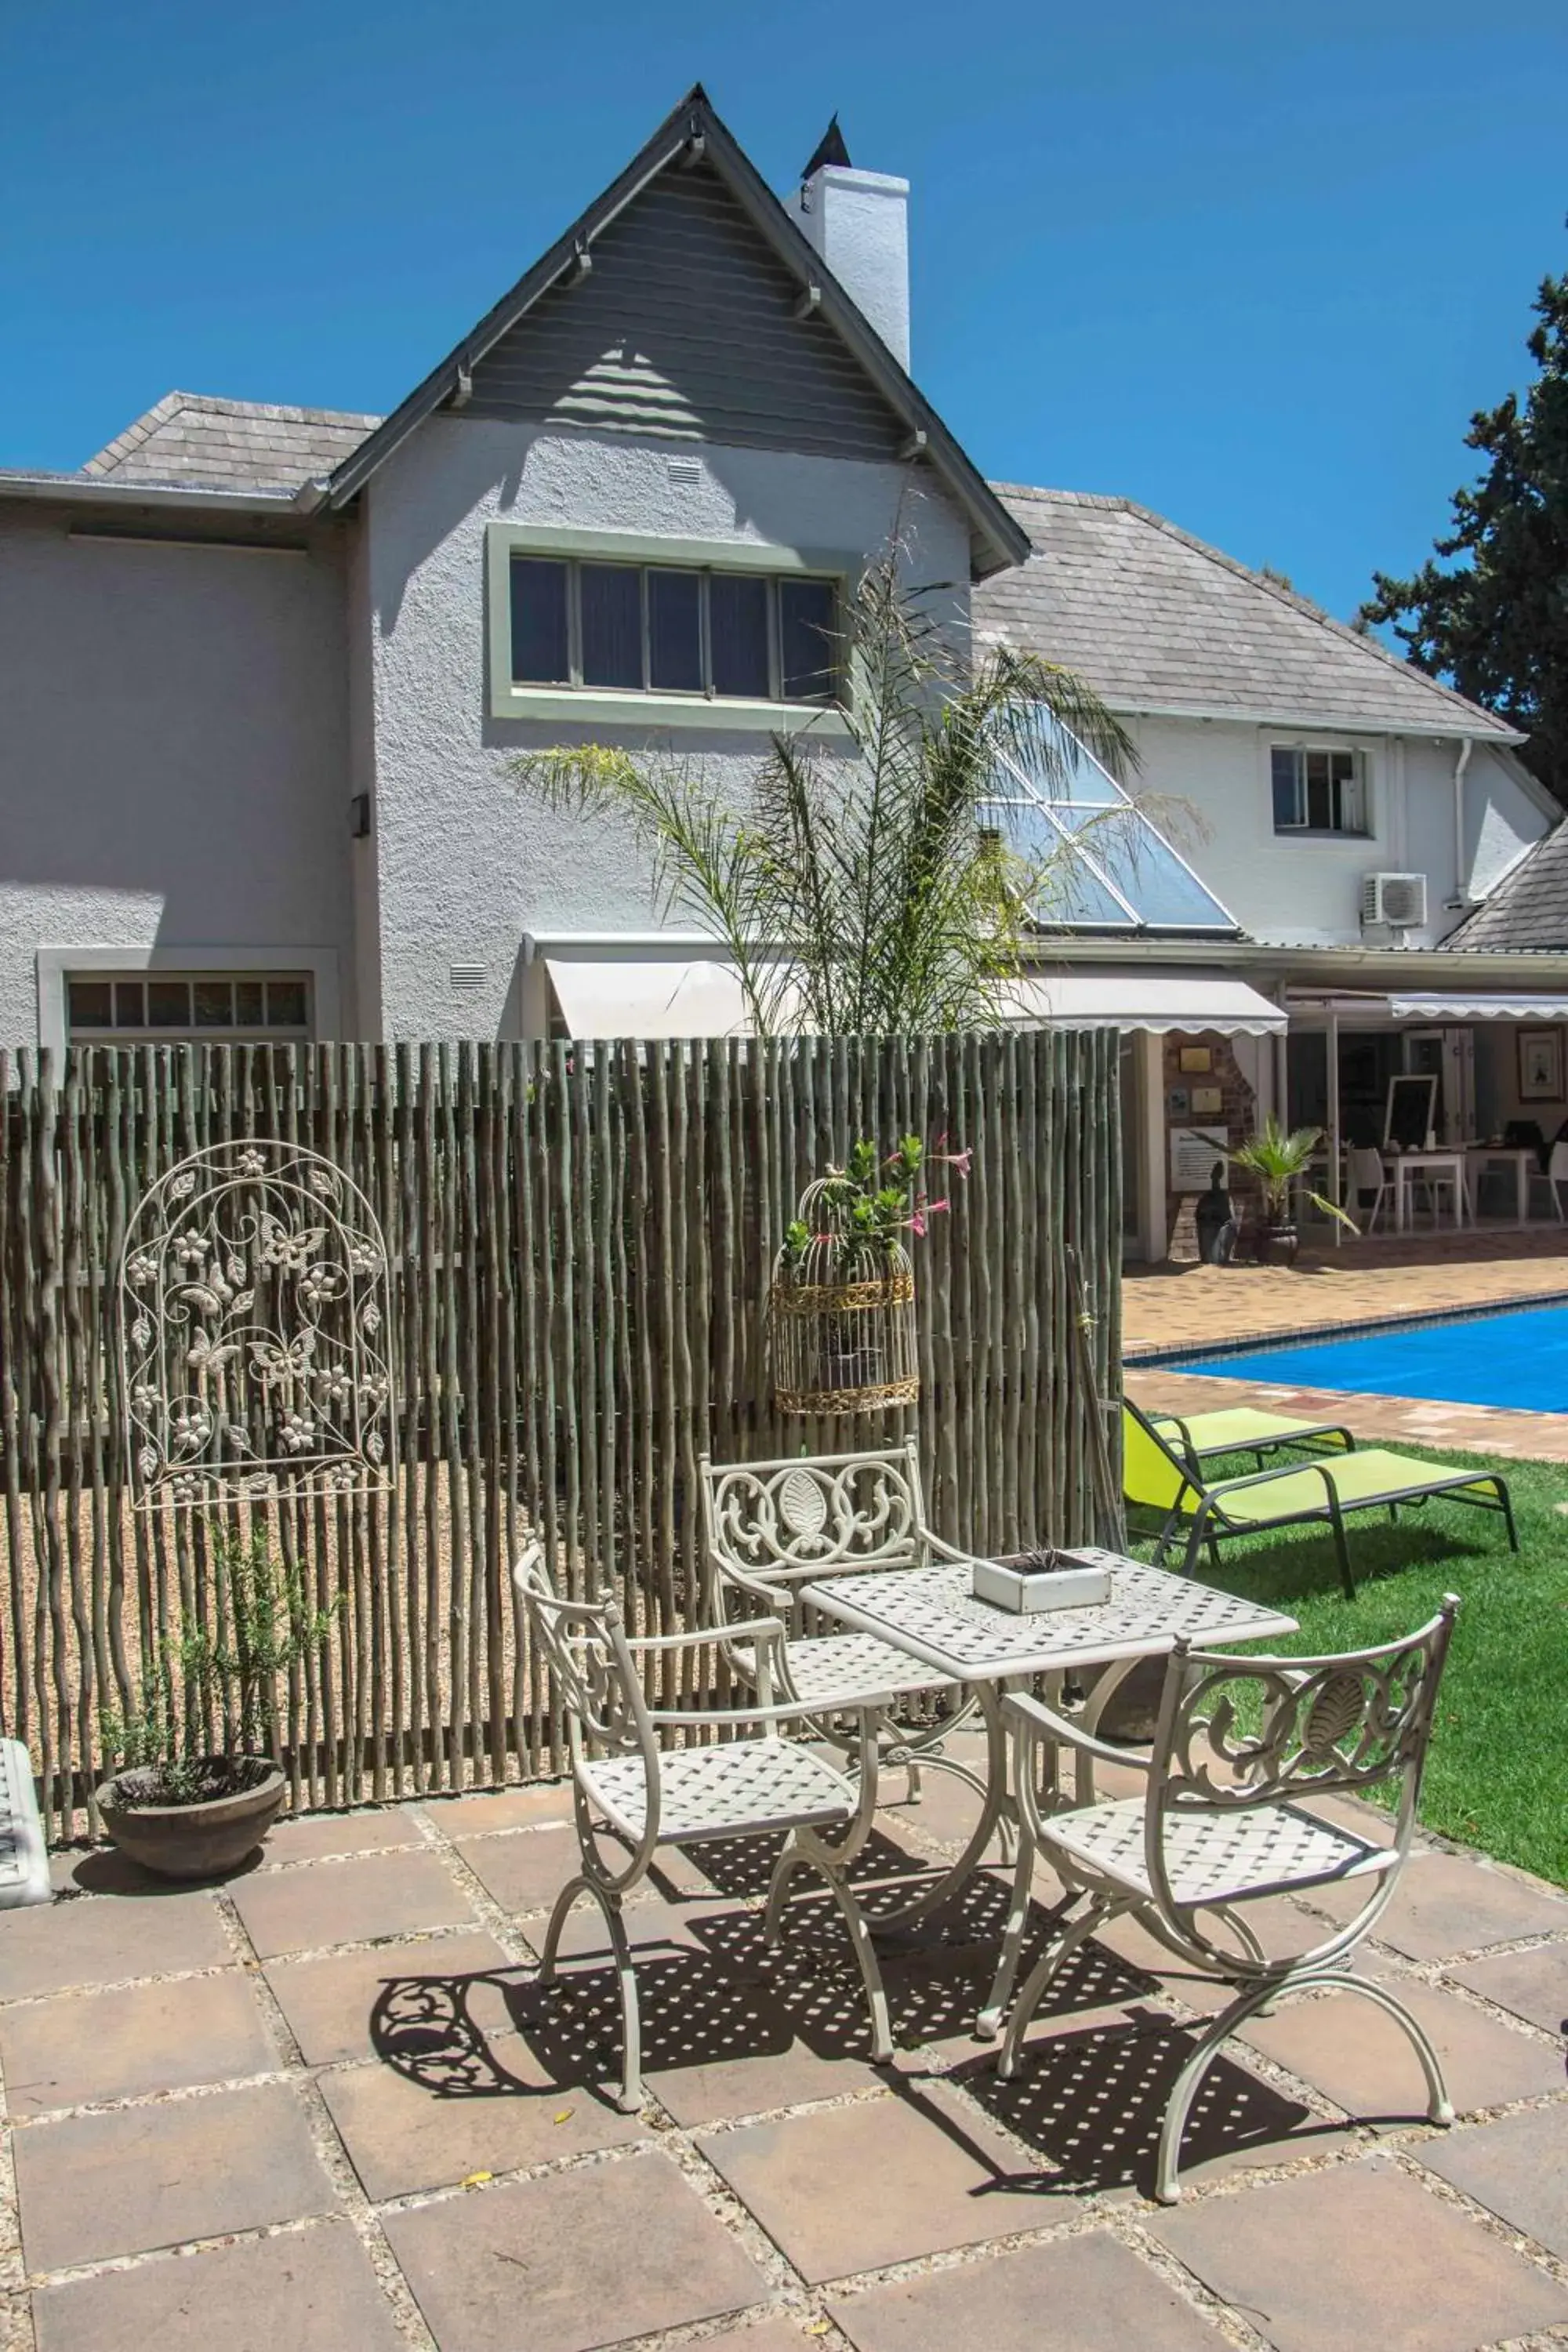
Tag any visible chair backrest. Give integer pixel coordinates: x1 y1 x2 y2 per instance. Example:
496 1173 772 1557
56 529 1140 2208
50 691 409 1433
1143 1599 1457 1960
700 1443 930 1603
1348 1146 1385 1191
118 1138 394 1511
1120 1400 1202 1516
513 1547 655 1777
1549 1141 1568 1183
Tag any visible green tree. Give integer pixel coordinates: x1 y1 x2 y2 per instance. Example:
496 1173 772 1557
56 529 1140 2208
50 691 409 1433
511 543 1140 1034
1359 260 1568 801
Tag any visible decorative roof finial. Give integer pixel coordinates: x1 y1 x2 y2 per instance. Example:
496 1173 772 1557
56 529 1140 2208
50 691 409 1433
800 113 851 180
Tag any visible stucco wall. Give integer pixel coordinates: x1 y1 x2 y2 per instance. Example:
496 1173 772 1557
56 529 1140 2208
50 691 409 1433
1127 716 1549 949
0 507 354 1045
361 417 973 1039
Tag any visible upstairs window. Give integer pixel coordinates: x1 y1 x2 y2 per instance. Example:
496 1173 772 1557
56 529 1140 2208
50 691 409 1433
509 556 838 705
1271 745 1369 837
65 973 312 1042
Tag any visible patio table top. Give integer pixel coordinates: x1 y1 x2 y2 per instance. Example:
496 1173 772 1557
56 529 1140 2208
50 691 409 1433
801 1548 1298 1683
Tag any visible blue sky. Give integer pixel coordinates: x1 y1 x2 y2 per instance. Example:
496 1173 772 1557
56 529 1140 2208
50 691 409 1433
4 0 1564 622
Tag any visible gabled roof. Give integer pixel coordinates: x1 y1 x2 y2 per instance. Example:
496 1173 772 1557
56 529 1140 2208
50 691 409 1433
83 392 379 492
318 86 1029 579
1443 823 1568 952
977 486 1523 740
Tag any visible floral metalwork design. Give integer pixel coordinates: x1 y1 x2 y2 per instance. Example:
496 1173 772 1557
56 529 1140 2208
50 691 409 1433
118 1139 394 1509
1161 1639 1440 1809
706 1449 925 1580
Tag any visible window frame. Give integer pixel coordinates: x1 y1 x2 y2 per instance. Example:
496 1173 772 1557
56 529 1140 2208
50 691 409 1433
64 969 315 1044
36 947 339 1058
1269 741 1373 839
486 522 855 733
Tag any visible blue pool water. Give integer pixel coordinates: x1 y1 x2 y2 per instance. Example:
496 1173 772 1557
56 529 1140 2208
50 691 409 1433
1176 1301 1568 1413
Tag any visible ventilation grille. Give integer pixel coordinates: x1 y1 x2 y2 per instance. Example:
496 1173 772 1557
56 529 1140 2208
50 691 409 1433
449 963 485 993
666 456 702 486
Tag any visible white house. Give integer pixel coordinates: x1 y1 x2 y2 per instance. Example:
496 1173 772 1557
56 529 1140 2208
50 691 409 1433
4 85 1566 1258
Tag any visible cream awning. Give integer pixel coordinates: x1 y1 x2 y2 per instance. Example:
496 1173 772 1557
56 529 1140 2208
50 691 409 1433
1387 990 1568 1022
544 959 756 1038
1001 971 1287 1036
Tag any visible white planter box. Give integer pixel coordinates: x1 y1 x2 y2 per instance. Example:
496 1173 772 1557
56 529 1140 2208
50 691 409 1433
971 1552 1113 1614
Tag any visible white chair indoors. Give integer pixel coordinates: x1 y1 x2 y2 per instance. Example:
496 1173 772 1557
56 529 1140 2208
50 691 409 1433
1527 1139 1568 1225
514 1545 892 2111
996 1599 1460 2201
1347 1145 1392 1232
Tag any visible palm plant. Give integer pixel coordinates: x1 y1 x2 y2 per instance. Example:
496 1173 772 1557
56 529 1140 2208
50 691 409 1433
510 542 1142 1035
1229 1116 1358 1232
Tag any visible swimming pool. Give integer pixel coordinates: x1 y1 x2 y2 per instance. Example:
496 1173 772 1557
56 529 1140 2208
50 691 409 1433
1172 1299 1568 1414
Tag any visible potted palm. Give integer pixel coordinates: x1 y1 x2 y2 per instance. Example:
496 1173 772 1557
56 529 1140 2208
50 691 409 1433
97 1524 339 1878
1228 1117 1357 1265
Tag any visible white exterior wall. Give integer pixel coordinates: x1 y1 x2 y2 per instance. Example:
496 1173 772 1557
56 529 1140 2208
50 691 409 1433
1128 716 1549 949
361 417 972 1039
0 507 354 1047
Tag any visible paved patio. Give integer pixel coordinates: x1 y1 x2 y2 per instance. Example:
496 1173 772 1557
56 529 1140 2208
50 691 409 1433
2 1749 1564 2352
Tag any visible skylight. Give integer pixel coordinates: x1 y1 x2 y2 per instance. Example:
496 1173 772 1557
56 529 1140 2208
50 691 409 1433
982 707 1238 935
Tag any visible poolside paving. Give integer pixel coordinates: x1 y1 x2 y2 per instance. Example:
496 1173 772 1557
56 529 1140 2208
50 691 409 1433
1 1757 1563 2352
1125 1226 1568 1461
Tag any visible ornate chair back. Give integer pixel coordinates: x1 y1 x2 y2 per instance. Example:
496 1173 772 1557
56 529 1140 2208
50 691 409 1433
1143 1600 1457 1970
699 1443 931 1621
514 1544 656 1762
118 1138 394 1511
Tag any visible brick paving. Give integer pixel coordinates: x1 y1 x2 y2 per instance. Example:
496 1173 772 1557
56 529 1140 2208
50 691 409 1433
1125 1228 1568 1462
0 1757 1562 2352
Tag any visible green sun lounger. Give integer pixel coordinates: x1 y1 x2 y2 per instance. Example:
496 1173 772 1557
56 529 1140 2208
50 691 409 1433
1123 1399 1516 1597
1147 1404 1356 1470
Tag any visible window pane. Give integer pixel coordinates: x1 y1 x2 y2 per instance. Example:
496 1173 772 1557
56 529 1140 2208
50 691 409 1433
67 978 112 1029
267 980 308 1029
580 565 643 689
1305 750 1332 829
1270 748 1300 829
779 579 837 701
510 557 570 684
114 981 145 1028
147 981 189 1029
193 981 232 1028
234 981 266 1025
648 570 702 692
710 573 770 699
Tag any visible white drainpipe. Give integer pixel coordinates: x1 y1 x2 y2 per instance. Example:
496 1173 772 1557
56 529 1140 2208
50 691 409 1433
1452 739 1475 908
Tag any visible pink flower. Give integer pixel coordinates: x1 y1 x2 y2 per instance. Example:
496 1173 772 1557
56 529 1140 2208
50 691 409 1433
909 1210 927 1238
948 1148 973 1180
927 1196 950 1218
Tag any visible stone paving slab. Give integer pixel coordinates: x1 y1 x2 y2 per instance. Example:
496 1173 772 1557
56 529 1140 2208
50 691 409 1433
0 1885 229 2001
1150 2156 1568 2352
1417 2102 1568 2262
1446 1943 1568 2037
230 1846 479 1959
264 1927 517 2067
380 2149 769 2352
14 2078 339 2271
31 2216 406 2352
1301 1849 1568 1959
1240 1976 1566 2121
829 2230 1232 2352
0 1966 274 2117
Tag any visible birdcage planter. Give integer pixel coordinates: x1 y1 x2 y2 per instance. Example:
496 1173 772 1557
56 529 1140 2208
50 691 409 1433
770 1176 920 1414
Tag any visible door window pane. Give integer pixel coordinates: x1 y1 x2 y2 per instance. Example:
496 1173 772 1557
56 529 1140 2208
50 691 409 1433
67 979 112 1028
710 574 770 699
147 982 190 1029
648 570 702 692
580 565 643 689
234 981 266 1025
267 980 308 1028
193 981 233 1027
779 579 837 701
114 982 145 1028
510 558 570 684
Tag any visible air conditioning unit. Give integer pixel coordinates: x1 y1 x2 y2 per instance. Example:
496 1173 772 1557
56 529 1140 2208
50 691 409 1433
1361 872 1428 930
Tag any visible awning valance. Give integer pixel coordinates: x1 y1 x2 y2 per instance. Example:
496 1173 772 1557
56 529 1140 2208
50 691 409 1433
1387 990 1568 1023
1001 972 1287 1036
544 959 755 1038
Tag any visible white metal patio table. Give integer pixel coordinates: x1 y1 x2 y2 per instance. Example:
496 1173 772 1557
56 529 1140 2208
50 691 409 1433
800 1547 1297 2037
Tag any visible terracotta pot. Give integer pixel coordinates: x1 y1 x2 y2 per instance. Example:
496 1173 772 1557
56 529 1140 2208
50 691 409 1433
96 1757 286 1880
1256 1218 1300 1268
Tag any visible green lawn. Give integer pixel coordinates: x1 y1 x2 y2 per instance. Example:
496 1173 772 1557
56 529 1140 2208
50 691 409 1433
1131 1442 1568 1888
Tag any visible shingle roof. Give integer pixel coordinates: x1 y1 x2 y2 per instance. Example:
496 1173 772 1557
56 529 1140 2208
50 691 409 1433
83 392 380 492
975 486 1519 741
1443 822 1568 951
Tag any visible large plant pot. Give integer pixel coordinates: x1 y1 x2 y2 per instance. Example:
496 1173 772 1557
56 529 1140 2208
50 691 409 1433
97 1757 286 1880
1256 1218 1300 1268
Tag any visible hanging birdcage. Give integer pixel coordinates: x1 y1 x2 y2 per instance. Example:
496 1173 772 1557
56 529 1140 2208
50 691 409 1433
769 1173 920 1416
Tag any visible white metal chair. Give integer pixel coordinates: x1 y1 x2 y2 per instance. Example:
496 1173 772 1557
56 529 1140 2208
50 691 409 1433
514 1545 892 2111
1527 1140 1568 1224
996 1599 1459 2201
1347 1145 1391 1232
700 1445 991 1830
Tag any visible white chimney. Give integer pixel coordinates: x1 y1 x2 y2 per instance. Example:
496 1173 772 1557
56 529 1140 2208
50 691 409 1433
786 125 910 371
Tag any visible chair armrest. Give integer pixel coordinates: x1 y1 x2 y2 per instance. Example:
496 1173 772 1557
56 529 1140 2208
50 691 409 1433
922 1530 984 1567
647 1694 890 1730
624 1617 786 1656
1004 1689 1152 1775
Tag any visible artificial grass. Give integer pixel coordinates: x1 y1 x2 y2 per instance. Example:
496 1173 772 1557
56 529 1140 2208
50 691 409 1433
1130 1441 1568 1889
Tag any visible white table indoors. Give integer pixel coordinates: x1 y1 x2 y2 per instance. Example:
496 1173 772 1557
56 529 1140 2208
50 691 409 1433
800 1548 1297 2037
1392 1149 1470 1232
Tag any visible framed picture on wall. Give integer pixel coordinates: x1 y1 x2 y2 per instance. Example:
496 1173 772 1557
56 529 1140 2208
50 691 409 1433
1167 1087 1191 1118
1518 1027 1565 1102
1191 1086 1224 1116
1178 1047 1212 1074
